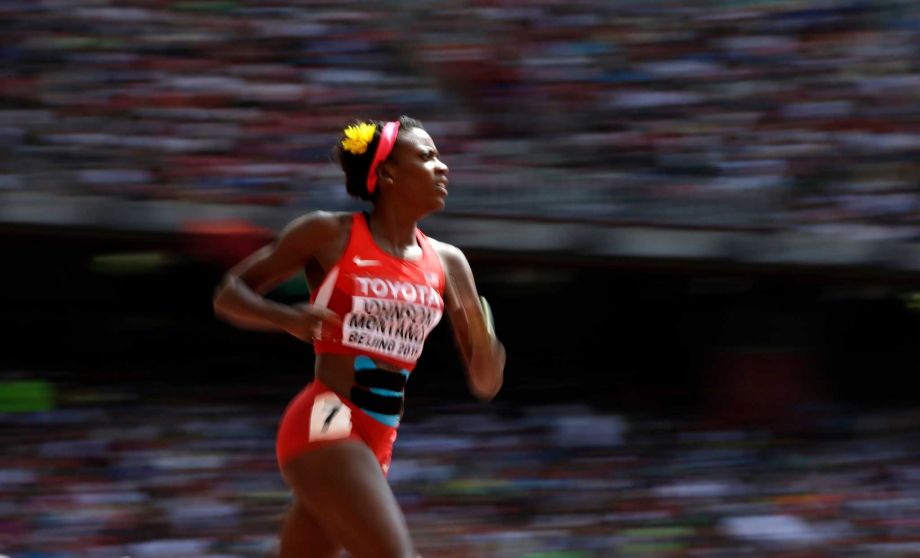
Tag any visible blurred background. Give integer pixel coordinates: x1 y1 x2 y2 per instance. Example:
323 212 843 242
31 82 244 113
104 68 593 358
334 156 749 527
2 0 920 556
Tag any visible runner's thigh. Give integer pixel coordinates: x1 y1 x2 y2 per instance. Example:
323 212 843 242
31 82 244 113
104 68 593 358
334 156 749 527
283 441 414 558
277 499 341 558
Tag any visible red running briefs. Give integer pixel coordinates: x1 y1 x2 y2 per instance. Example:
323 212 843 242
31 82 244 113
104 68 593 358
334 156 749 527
276 379 399 476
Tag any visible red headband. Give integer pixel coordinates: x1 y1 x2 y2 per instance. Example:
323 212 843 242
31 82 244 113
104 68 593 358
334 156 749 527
367 121 400 195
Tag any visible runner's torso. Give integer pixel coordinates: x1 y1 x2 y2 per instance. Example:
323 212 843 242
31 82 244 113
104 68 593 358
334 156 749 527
310 211 446 371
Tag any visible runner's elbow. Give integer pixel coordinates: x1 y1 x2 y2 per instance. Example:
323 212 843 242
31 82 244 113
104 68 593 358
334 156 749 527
469 374 502 402
212 276 236 319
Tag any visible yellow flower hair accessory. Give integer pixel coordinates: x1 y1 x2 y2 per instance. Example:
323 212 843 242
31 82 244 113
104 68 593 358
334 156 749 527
341 122 377 155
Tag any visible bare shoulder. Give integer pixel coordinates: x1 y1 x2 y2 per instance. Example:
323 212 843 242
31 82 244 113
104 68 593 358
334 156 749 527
279 210 351 245
283 210 350 235
429 237 473 279
429 237 466 266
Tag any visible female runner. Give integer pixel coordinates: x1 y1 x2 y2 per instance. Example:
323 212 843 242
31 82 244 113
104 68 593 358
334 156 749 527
213 116 506 557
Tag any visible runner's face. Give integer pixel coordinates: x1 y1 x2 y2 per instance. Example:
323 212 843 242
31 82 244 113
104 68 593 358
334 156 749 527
386 127 449 211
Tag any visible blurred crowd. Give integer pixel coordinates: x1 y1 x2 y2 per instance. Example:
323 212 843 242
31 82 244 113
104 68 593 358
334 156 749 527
0 0 918 235
3 375 920 557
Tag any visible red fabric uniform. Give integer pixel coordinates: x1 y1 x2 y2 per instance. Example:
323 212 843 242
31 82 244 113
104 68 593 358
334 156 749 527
276 212 446 473
310 212 446 371
276 379 399 474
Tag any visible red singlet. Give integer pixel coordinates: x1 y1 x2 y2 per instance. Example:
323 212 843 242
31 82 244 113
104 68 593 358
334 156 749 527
310 212 446 371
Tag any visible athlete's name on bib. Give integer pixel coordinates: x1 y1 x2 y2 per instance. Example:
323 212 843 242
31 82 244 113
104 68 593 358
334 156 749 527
354 276 443 309
345 277 443 361
349 297 442 333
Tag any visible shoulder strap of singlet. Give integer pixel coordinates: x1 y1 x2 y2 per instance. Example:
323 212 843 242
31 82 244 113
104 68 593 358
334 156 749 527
310 212 363 306
414 228 446 295
352 211 373 244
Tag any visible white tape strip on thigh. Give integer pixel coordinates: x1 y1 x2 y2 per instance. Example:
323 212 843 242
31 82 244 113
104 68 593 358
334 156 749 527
309 391 353 441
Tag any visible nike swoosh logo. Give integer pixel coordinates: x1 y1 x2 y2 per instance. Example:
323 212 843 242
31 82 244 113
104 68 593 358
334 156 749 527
353 256 381 267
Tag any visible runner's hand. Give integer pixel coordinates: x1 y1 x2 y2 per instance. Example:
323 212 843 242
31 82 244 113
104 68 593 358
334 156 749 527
278 304 342 343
